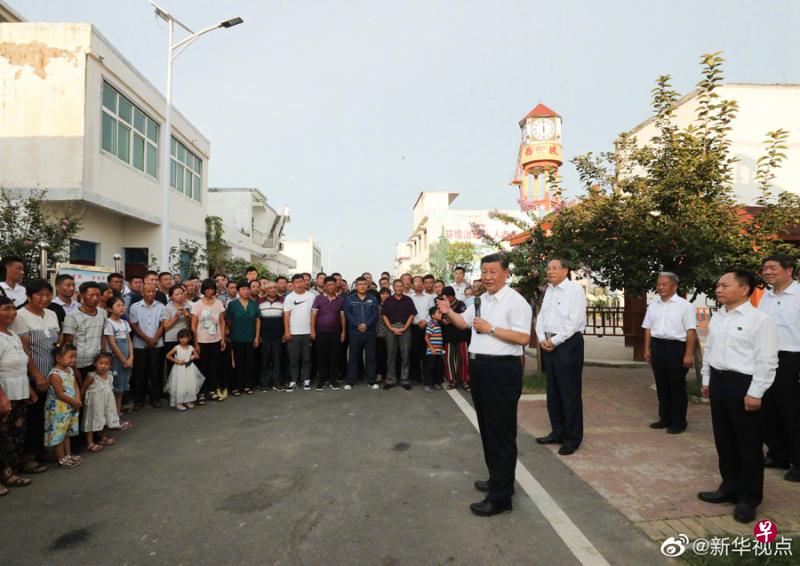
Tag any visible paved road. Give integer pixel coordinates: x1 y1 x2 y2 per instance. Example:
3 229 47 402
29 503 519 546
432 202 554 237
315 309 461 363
1 386 668 565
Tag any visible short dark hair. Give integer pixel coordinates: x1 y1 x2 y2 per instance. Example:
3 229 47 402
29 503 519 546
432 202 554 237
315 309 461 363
215 273 228 280
237 280 250 290
246 266 258 274
392 278 403 286
724 268 757 296
454 266 466 273
55 274 75 285
481 253 510 270
54 342 77 360
107 272 124 282
276 275 288 283
331 272 342 278
316 272 327 278
291 273 304 282
355 276 367 284
324 276 336 284
169 284 185 297
302 272 311 278
1 255 23 268
379 287 391 295
128 274 143 283
435 279 445 285
762 254 797 275
25 278 53 297
423 274 435 281
548 256 572 271
0 296 12 308
200 278 217 295
381 271 390 278
107 296 125 311
226 280 238 289
78 281 100 294
177 328 194 341
442 285 455 297
428 306 438 317
158 271 172 279
94 351 114 365
412 275 423 283
145 270 159 278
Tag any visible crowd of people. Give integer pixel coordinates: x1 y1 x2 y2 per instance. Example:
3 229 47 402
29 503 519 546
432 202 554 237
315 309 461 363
0 257 484 496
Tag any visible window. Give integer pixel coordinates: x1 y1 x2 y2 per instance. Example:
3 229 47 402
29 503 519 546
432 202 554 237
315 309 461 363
101 81 159 178
70 239 98 266
170 136 202 202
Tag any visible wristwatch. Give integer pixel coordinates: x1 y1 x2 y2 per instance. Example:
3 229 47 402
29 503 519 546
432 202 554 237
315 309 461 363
489 326 496 336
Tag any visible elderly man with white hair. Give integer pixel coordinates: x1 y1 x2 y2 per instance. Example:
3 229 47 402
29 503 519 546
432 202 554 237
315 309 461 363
642 272 698 434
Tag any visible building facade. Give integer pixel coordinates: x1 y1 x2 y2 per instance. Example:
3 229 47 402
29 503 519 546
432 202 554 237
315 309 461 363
207 188 295 275
394 192 528 276
0 21 210 277
628 83 800 203
282 238 323 276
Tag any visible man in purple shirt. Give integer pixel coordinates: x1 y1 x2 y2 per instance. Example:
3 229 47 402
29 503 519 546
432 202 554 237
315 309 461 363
381 279 417 390
311 277 346 390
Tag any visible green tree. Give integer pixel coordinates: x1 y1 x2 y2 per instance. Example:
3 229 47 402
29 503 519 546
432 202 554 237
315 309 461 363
446 241 476 277
0 189 83 276
169 238 207 278
205 216 227 276
223 257 275 282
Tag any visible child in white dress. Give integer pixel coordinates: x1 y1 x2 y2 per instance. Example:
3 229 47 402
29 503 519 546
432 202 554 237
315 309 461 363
165 329 205 411
82 352 121 453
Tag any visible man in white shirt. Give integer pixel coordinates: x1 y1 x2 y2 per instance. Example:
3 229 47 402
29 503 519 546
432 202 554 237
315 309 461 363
534 258 587 456
451 266 471 302
642 272 697 434
0 256 26 308
698 269 778 524
438 253 532 517
284 274 314 391
409 276 434 383
758 254 800 481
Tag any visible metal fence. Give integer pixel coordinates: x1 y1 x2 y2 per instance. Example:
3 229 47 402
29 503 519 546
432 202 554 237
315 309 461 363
584 306 625 336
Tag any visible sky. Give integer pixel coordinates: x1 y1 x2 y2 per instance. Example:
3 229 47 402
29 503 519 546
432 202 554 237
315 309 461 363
15 0 800 280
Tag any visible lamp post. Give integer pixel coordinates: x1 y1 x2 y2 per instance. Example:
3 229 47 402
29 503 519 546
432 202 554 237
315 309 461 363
113 253 123 275
327 244 341 273
149 2 243 272
38 242 48 279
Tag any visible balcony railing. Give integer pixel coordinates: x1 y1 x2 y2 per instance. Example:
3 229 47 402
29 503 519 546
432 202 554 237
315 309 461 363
584 306 625 336
251 228 278 249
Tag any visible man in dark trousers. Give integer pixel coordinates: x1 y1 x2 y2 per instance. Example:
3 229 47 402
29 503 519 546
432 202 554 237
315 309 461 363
642 272 697 434
437 253 532 516
698 269 778 524
758 254 800 481
535 257 586 455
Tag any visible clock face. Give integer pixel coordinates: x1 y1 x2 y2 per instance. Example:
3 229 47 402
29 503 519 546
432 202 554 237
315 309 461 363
531 118 556 141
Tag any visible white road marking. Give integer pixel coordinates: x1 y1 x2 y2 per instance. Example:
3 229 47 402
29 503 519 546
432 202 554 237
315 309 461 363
447 389 610 566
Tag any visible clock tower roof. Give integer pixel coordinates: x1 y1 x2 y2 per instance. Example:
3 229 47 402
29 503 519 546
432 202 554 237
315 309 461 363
519 103 560 126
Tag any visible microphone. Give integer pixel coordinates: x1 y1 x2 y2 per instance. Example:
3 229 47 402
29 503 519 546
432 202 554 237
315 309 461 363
474 297 481 319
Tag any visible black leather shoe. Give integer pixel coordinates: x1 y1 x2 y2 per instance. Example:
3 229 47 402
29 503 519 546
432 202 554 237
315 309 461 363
697 490 736 504
536 434 562 445
784 467 800 482
733 502 755 523
474 480 490 493
558 445 578 456
469 500 512 517
402 383 412 391
765 456 791 469
382 383 394 390
666 426 686 435
649 421 670 429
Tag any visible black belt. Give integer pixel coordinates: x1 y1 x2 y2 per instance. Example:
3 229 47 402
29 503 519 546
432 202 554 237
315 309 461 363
651 337 685 344
469 353 520 362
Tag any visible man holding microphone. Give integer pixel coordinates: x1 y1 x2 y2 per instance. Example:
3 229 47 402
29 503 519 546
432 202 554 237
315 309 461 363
437 253 532 517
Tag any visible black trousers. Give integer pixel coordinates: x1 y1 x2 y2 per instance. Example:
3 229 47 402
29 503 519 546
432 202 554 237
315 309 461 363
650 338 689 428
542 333 584 448
231 342 256 391
410 325 426 381
470 356 523 505
132 347 163 405
376 336 387 378
197 342 221 394
762 351 800 466
710 368 764 506
260 337 284 387
315 331 340 385
423 354 444 386
24 393 46 459
348 331 376 385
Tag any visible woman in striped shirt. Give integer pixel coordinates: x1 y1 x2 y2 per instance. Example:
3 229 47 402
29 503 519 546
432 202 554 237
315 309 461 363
11 279 59 474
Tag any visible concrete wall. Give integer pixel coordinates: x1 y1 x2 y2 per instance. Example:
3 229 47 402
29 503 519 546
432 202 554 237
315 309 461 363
283 238 322 275
629 84 800 204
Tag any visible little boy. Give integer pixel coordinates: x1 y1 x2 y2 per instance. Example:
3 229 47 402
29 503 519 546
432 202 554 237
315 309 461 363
424 306 445 392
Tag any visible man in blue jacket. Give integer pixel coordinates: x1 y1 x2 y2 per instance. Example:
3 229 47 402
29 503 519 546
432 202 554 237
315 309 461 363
343 276 380 390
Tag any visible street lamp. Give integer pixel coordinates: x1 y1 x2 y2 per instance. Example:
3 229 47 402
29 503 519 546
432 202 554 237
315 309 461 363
327 244 341 272
149 1 243 271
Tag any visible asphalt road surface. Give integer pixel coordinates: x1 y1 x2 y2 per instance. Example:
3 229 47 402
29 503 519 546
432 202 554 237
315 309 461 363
1 386 668 565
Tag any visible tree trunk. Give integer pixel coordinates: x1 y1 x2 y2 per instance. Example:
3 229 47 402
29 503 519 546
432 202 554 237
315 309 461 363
624 292 647 361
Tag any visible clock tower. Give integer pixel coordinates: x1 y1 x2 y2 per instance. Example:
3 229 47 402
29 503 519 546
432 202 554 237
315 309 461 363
511 103 563 216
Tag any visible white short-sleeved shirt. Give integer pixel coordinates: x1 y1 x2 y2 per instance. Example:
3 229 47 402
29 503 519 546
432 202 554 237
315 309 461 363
284 291 313 335
642 294 697 341
105 318 131 341
0 330 30 400
462 285 533 356
1 282 27 308
410 292 434 324
63 308 107 368
128 300 167 349
451 281 470 302
10 306 60 377
534 279 587 347
758 281 800 352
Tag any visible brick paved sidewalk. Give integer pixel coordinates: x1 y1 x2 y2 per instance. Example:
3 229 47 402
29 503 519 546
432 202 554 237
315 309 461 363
517 366 800 540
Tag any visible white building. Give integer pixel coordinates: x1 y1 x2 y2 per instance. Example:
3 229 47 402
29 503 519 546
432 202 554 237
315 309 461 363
207 187 295 275
394 192 528 276
0 17 209 277
629 83 800 203
282 237 323 276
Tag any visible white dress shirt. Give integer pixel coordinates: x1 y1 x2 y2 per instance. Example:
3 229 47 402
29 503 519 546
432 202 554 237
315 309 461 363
451 281 470 301
0 282 26 308
642 294 696 341
758 281 800 352
535 279 586 347
701 301 779 398
53 295 80 316
462 284 532 356
410 291 434 324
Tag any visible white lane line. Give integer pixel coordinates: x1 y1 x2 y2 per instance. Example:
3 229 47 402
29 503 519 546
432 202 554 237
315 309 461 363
447 389 610 566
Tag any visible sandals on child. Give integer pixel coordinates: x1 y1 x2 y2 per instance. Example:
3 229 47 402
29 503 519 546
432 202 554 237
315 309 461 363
98 437 115 447
1 474 32 487
57 455 82 469
20 460 48 474
87 443 103 453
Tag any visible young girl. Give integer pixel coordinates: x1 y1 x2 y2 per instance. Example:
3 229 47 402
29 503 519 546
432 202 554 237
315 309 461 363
165 328 204 411
45 344 83 468
82 352 120 453
103 297 133 427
